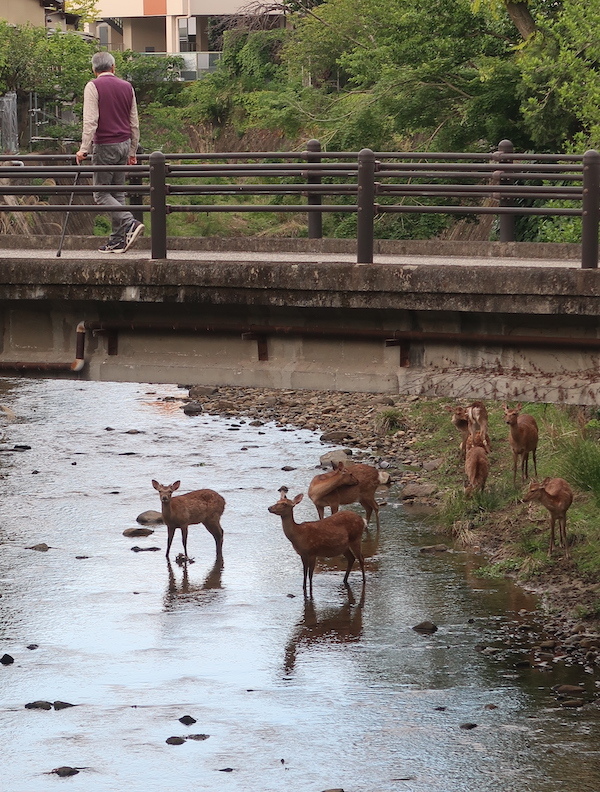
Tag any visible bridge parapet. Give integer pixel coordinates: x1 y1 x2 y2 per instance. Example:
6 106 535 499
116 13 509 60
0 246 599 404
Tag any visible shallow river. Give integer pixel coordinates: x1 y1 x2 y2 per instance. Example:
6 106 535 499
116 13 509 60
0 380 599 792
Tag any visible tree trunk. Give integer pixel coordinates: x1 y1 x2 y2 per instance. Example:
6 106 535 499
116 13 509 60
505 1 537 40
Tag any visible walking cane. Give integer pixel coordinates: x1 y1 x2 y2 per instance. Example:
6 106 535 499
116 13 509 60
56 169 80 258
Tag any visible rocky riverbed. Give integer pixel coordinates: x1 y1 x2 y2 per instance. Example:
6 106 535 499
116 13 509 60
180 384 440 501
175 383 600 677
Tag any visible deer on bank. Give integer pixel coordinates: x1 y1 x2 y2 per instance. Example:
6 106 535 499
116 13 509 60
467 401 491 452
523 477 573 558
448 405 470 459
308 461 390 530
152 480 226 561
448 402 491 459
503 403 539 484
268 491 366 596
464 432 489 496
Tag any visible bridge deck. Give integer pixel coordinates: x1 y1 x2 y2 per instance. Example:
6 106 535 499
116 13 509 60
0 246 581 268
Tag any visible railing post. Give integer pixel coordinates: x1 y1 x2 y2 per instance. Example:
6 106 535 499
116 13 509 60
129 144 144 225
497 139 515 243
357 148 375 264
305 138 322 239
149 150 167 259
582 149 600 269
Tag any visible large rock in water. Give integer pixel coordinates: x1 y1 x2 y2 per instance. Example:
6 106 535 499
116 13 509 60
183 401 203 416
319 449 352 467
136 510 163 525
123 527 155 538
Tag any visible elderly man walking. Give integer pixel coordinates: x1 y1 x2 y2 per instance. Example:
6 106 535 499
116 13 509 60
76 51 144 253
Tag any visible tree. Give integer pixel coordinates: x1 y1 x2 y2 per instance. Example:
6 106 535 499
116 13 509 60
64 0 101 25
472 0 537 40
518 0 600 149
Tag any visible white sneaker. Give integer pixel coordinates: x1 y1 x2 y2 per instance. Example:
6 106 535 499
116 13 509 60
121 221 145 253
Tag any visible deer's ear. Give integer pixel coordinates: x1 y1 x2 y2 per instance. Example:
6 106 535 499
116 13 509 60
172 480 181 491
152 479 160 490
293 493 304 505
515 402 522 410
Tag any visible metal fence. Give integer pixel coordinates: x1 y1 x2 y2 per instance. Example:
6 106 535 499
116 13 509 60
0 140 598 267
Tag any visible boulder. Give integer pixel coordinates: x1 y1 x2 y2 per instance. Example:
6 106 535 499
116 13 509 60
319 449 351 467
189 385 218 399
136 510 164 525
401 482 437 499
183 401 203 416
413 620 438 634
320 430 350 442
25 700 53 710
123 527 155 538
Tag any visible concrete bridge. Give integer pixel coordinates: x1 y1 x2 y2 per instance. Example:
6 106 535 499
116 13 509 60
1 236 599 405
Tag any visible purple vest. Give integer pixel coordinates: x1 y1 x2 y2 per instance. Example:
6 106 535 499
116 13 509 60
93 74 134 145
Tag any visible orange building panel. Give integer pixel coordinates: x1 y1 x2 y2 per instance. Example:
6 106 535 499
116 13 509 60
143 0 167 15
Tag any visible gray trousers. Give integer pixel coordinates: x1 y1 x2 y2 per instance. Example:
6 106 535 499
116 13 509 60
92 140 135 242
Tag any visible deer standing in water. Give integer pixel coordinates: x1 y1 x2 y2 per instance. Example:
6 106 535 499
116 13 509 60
308 461 390 529
503 403 539 484
523 478 574 558
152 480 225 561
268 491 366 596
464 432 489 496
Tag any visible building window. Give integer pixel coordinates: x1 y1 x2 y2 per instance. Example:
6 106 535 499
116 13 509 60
98 24 109 47
178 17 197 53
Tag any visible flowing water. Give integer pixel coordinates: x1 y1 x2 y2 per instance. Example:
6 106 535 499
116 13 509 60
0 380 598 792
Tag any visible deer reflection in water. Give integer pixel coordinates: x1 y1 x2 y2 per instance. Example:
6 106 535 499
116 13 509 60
164 557 223 610
283 587 365 675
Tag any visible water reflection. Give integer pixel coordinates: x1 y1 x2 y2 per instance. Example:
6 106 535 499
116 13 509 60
283 587 365 675
0 379 598 792
164 557 223 610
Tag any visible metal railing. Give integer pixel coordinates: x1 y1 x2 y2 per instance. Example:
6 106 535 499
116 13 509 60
0 140 598 267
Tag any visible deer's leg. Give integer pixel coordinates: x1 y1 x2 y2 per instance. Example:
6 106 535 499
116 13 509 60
181 526 189 558
204 519 224 558
548 516 556 556
522 452 528 482
165 526 176 558
512 451 518 485
317 505 325 520
307 557 316 598
343 549 356 585
532 448 538 478
350 539 366 584
301 557 309 596
560 516 570 558
361 498 380 531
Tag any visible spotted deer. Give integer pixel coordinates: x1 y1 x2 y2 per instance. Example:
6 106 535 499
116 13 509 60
503 403 539 484
152 480 225 561
268 492 366 596
523 477 573 558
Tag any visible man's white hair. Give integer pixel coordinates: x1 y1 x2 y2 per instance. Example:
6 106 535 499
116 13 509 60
92 51 115 73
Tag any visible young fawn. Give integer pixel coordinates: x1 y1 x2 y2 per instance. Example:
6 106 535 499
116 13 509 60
464 432 489 496
523 477 573 558
447 402 490 459
467 401 491 452
152 480 225 561
447 405 470 459
503 403 538 484
268 492 366 596
308 461 390 529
